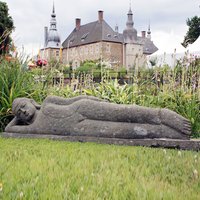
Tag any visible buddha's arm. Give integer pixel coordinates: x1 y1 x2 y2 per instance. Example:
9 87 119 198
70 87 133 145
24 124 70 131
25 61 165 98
5 117 30 133
5 117 18 132
44 95 107 105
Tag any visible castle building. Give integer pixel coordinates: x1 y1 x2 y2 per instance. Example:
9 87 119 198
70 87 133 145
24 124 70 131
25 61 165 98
41 4 158 70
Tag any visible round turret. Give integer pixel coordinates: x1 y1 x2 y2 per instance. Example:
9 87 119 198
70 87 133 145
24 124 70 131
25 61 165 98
123 28 137 42
48 30 61 44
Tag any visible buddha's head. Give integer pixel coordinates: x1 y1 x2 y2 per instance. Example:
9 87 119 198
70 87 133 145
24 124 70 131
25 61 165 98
12 98 40 124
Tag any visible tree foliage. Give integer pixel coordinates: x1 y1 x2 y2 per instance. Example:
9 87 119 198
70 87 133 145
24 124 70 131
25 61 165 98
182 16 200 48
0 2 14 55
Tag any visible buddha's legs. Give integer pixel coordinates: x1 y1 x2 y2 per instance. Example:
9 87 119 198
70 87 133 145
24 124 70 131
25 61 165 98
76 100 161 124
75 99 191 136
72 119 189 140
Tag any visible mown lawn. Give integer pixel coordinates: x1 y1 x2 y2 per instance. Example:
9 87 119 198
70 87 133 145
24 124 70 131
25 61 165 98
0 137 200 200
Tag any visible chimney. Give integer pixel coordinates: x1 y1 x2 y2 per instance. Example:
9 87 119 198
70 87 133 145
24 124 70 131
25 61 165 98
44 26 48 47
98 10 103 23
75 18 81 30
141 31 146 38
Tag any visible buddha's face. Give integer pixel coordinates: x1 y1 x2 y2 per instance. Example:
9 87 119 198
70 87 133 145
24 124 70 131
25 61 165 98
14 100 36 123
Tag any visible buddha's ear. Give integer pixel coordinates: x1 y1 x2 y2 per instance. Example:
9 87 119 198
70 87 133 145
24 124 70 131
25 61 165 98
30 99 41 109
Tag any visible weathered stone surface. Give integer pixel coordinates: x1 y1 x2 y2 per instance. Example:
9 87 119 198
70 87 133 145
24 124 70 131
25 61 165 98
2 132 200 151
5 95 191 140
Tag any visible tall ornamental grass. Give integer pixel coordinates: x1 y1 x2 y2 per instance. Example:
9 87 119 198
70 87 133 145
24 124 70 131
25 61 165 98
0 59 33 131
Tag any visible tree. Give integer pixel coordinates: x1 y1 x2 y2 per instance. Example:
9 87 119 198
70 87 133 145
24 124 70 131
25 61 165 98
182 16 200 48
0 2 14 55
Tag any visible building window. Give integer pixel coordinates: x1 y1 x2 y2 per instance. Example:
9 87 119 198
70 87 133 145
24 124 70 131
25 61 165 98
81 32 89 41
72 48 75 56
106 44 110 53
85 47 88 55
75 62 77 67
56 50 59 57
80 47 83 55
75 47 78 56
90 46 93 54
96 44 99 54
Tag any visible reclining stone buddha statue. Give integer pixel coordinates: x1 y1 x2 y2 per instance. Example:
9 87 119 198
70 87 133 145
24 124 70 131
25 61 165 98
5 95 191 140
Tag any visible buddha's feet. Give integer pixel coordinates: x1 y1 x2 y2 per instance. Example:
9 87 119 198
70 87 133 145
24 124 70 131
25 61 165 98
160 108 191 136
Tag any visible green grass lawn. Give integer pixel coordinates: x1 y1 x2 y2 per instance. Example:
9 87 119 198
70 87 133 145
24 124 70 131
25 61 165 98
0 137 200 200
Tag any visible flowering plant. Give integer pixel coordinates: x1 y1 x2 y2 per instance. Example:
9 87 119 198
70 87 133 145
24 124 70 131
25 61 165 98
36 59 47 67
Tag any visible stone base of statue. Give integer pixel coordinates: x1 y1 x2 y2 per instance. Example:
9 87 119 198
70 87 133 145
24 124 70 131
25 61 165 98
2 132 200 151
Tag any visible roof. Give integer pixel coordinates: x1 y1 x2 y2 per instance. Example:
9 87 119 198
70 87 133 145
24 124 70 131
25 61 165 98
46 29 62 48
138 37 158 54
62 20 123 48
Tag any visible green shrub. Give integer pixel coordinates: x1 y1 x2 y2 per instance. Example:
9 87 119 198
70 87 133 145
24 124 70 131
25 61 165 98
76 61 96 73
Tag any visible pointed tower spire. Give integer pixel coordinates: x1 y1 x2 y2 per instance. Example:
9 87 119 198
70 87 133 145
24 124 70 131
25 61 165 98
52 1 55 14
115 24 119 33
147 22 151 40
50 2 57 30
126 3 134 29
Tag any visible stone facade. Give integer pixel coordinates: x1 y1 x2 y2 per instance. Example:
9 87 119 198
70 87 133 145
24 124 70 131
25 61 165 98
62 41 123 69
42 48 61 61
124 43 146 70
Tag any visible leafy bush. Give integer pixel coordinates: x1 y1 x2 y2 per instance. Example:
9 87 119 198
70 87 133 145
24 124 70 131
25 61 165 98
76 60 96 73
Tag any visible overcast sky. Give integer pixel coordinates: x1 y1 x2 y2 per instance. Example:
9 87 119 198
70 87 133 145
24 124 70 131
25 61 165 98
4 0 200 56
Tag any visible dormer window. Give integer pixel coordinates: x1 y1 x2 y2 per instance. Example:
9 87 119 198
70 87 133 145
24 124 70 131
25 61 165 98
81 32 89 41
107 34 111 38
69 37 75 43
114 34 118 38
